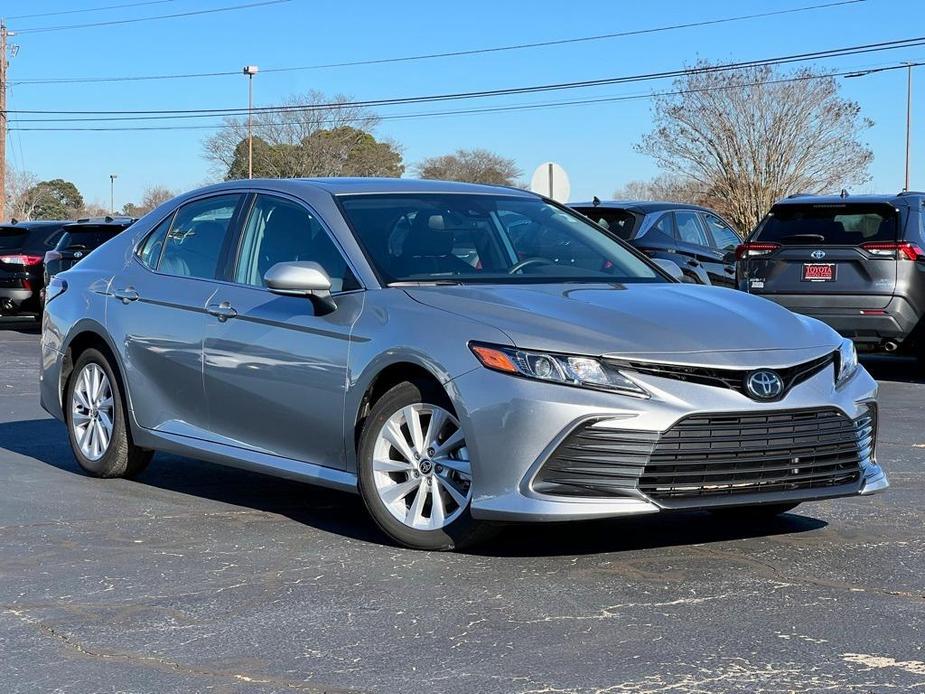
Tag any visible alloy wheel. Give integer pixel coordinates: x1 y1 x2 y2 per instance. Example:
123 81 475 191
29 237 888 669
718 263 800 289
71 363 114 462
371 403 472 530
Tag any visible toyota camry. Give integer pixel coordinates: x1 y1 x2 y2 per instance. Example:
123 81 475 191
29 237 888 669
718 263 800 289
39 179 887 550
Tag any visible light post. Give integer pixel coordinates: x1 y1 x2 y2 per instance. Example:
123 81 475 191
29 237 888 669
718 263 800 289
242 65 259 179
109 174 117 215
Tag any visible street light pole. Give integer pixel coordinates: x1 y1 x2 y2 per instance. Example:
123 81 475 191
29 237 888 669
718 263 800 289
905 63 913 192
242 65 259 179
110 174 117 215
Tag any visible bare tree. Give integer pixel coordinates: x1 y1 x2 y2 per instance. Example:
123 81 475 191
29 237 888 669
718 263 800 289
613 174 709 204
123 185 177 217
416 148 521 186
203 90 403 179
637 64 873 232
4 168 40 220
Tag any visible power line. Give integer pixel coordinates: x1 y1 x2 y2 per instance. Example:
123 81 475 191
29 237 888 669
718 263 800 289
11 0 291 34
10 0 863 84
9 62 921 132
8 34 925 118
7 1 177 21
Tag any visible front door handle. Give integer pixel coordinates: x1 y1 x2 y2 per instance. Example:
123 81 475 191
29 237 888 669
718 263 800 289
112 287 139 304
206 301 238 322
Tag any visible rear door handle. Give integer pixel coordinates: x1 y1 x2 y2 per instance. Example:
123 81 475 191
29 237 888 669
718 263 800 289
206 301 238 322
112 287 139 304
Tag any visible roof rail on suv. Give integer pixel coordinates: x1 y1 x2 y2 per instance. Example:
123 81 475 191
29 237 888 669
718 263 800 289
786 193 816 199
896 190 925 197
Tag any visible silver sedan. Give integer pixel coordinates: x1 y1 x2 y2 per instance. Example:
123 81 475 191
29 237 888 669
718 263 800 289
39 178 887 550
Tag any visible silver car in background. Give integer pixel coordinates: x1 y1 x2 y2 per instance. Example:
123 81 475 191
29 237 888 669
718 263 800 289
39 179 887 550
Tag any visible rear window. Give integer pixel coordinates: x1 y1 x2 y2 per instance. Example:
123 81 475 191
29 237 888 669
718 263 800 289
58 228 123 250
0 228 28 250
756 204 898 245
571 208 639 240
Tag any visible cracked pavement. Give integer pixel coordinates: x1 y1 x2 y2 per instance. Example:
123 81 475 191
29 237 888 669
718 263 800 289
1 318 923 693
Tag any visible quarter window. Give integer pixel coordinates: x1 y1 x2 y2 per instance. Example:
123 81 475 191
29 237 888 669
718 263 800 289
159 195 241 279
234 195 358 292
703 214 741 251
675 211 709 246
136 214 174 269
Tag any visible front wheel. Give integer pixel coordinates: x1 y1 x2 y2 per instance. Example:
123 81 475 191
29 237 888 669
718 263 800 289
357 380 493 550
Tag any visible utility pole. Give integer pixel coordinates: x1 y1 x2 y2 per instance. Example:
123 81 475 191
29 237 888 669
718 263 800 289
0 22 8 220
905 63 913 192
242 65 259 179
109 175 117 215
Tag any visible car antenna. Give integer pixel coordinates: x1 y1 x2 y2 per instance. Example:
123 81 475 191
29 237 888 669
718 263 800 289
592 196 601 207
840 188 849 198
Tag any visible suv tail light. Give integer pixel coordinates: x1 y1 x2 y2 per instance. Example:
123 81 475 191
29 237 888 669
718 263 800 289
861 242 925 260
735 242 780 261
0 254 44 266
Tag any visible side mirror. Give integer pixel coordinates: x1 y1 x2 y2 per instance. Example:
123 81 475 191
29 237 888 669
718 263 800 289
722 250 737 264
652 258 684 282
264 261 337 314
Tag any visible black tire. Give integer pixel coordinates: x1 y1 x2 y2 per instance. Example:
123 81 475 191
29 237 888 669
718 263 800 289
65 348 152 479
709 502 800 519
357 380 495 551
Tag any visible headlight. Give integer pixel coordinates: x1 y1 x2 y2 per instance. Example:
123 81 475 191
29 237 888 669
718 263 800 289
836 338 858 387
469 343 648 398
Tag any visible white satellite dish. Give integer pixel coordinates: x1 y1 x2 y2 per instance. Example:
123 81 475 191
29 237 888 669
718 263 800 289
530 162 571 202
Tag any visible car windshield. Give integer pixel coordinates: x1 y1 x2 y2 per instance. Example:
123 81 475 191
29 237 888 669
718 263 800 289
756 203 899 245
570 207 639 240
338 194 662 285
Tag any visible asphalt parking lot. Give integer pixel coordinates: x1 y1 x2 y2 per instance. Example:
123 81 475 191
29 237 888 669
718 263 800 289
0 318 923 693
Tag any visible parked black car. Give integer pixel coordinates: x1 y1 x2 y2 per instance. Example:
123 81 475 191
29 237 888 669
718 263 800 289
736 191 925 357
0 220 70 316
43 217 135 287
569 200 742 286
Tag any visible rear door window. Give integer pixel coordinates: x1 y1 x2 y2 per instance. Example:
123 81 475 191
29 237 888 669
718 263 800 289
160 195 242 279
703 214 741 251
756 204 898 245
675 211 709 246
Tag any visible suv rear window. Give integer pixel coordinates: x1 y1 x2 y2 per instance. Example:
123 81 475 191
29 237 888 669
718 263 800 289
756 204 898 245
58 228 123 250
571 208 639 240
0 228 28 250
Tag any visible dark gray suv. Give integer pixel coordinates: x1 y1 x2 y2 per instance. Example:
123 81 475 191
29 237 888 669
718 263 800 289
736 191 925 358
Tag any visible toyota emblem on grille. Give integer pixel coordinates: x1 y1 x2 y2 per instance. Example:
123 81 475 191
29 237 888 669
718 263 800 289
73 251 84 259
745 370 784 400
811 250 826 259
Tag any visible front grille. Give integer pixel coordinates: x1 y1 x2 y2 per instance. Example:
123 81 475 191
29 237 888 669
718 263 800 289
534 407 871 502
611 353 834 400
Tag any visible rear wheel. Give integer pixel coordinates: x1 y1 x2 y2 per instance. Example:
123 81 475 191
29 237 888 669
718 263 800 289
66 348 152 478
709 502 800 519
357 380 493 550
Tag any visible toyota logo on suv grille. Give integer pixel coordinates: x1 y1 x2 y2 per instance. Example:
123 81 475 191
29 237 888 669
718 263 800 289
746 370 784 400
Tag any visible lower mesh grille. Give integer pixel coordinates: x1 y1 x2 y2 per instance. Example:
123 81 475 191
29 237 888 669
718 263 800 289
533 407 870 501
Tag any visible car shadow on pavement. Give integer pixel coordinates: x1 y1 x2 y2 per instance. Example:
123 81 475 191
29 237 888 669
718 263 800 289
2 417 828 556
860 354 925 384
0 317 41 335
0 417 383 545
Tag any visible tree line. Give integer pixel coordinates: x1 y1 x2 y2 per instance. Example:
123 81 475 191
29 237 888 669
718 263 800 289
5 64 874 233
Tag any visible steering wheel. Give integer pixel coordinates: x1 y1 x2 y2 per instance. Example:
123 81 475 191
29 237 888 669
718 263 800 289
508 257 554 274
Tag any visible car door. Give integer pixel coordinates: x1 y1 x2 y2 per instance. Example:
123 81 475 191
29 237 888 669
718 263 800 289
201 193 365 469
106 194 245 437
701 212 742 287
673 210 727 284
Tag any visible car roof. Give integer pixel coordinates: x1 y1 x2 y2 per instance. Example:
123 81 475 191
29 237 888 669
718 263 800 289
184 177 539 199
0 220 69 230
570 200 713 214
773 192 925 208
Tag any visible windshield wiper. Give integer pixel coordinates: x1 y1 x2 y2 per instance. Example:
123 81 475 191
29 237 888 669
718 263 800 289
775 233 827 243
387 280 463 287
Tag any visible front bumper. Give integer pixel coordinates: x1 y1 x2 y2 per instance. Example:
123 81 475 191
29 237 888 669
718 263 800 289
450 362 886 521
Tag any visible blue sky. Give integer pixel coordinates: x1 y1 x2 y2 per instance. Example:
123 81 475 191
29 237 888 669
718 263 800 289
5 0 925 209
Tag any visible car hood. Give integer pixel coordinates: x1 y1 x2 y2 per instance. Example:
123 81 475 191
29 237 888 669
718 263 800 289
403 283 841 368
